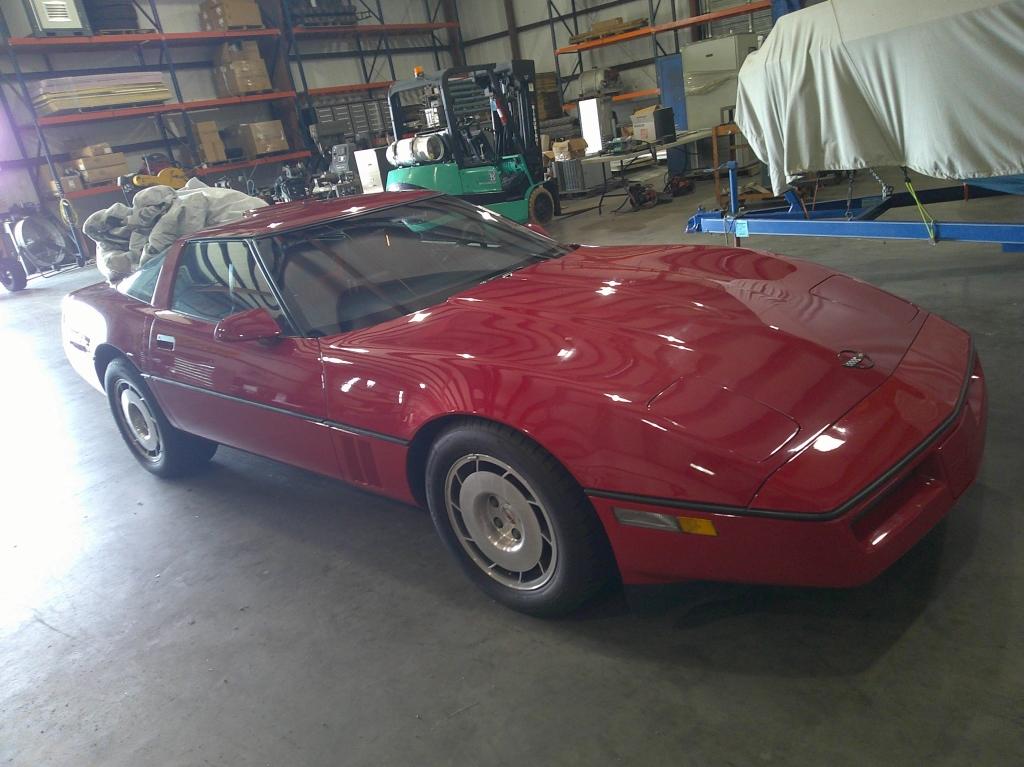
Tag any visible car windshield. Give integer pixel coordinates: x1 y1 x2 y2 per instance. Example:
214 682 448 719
255 196 567 337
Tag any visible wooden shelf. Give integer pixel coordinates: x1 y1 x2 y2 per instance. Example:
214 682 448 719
61 151 313 199
35 91 297 126
307 80 394 98
293 22 458 39
555 1 770 54
4 28 280 53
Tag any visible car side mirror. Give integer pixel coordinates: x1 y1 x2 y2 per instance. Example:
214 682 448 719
525 222 552 237
214 307 282 344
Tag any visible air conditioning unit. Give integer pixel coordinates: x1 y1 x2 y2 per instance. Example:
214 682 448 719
22 0 90 36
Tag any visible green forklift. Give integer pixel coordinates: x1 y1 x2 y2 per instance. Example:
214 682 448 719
384 60 559 225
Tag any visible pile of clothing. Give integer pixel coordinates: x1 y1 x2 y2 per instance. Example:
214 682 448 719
83 178 267 281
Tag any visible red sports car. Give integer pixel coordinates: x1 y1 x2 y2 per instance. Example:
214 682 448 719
62 191 987 615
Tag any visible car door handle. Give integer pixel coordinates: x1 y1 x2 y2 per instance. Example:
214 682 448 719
156 334 175 351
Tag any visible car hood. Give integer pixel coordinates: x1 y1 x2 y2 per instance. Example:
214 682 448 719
335 243 924 441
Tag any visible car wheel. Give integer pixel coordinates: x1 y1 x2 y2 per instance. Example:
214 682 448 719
0 257 27 292
104 358 217 478
425 420 614 616
527 186 555 225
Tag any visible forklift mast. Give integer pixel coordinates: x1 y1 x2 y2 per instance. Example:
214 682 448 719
387 60 543 183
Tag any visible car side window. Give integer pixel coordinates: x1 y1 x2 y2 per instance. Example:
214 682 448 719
171 240 285 326
115 252 165 304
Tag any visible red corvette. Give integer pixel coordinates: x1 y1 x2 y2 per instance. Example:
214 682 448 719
62 191 987 615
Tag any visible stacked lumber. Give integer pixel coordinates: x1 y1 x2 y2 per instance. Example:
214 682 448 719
29 73 171 116
569 17 648 44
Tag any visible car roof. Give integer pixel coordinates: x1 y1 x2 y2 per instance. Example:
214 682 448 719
190 189 442 240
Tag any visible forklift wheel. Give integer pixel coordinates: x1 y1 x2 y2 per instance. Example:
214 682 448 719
528 187 555 226
0 257 27 292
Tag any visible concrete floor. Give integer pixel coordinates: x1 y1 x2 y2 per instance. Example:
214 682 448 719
1 176 1022 766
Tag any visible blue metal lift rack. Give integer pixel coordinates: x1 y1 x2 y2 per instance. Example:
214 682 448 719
687 162 1024 251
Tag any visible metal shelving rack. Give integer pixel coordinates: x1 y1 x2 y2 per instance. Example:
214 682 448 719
0 0 463 222
548 0 771 105
0 2 311 217
275 0 463 135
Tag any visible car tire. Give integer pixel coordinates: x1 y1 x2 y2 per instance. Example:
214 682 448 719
0 257 27 292
104 357 218 478
527 186 555 226
425 419 614 616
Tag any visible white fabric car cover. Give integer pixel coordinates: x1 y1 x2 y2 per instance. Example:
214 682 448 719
81 202 137 281
736 0 1024 194
84 178 267 280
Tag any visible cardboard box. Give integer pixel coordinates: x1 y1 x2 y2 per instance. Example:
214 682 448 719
631 105 675 143
38 164 84 195
194 120 221 136
74 143 113 158
215 40 262 66
193 122 227 164
214 59 271 97
79 163 129 184
238 120 289 157
69 152 127 173
47 175 84 195
66 152 129 183
199 0 263 31
552 137 587 161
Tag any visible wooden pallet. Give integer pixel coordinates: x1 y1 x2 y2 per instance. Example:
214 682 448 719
568 18 647 45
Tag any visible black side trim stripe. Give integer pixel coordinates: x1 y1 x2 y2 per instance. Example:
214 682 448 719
587 342 977 523
144 374 409 446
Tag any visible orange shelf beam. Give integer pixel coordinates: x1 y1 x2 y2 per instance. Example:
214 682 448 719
562 88 661 111
4 28 280 52
194 150 311 175
555 1 771 54
162 29 281 46
293 21 458 39
307 80 394 97
64 183 122 200
36 91 297 126
613 88 660 102
62 150 312 199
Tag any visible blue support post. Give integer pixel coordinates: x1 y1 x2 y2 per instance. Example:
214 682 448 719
727 161 739 216
772 0 802 22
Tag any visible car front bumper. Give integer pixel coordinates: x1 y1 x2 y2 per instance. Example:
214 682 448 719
590 327 987 588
